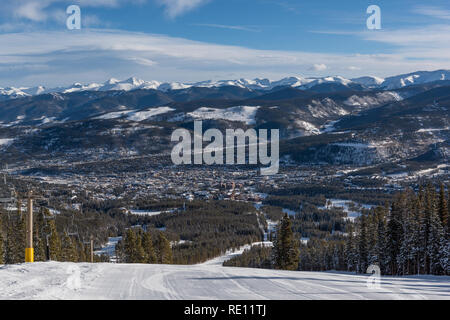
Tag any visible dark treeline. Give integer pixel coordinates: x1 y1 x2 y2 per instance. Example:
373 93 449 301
164 201 262 264
265 194 327 210
291 205 350 239
115 227 173 264
223 244 272 269
341 185 449 275
261 198 351 239
0 207 108 264
0 198 263 265
114 201 263 265
225 213 299 270
224 185 450 276
261 183 393 206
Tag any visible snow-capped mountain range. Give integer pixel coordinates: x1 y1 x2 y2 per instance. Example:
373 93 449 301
1 70 450 100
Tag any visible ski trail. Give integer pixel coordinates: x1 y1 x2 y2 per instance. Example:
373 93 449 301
1 262 449 300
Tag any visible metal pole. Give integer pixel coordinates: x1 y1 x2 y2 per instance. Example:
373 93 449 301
25 191 34 263
46 234 50 261
90 238 94 263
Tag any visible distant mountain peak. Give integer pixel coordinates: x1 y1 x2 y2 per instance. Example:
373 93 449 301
350 76 385 88
381 69 450 90
106 78 120 85
1 69 450 101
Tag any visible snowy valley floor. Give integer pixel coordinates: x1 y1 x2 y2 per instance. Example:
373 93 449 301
0 261 449 300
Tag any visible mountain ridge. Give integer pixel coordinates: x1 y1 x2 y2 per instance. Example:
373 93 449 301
2 69 450 101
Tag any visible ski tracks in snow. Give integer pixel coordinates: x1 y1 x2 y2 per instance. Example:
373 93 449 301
1 262 449 300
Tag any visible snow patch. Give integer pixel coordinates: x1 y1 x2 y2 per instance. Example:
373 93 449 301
188 106 260 125
95 107 174 121
0 138 14 148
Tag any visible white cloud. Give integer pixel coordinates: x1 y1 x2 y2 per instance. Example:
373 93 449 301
4 0 142 23
14 1 49 22
0 27 449 87
192 23 260 32
311 63 327 71
156 0 210 18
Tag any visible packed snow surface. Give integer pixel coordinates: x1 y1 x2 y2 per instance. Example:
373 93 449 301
0 262 448 300
200 242 273 266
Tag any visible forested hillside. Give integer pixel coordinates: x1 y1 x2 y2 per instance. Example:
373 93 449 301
224 185 450 276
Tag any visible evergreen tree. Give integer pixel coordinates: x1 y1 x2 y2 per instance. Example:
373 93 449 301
439 238 449 275
4 212 26 264
272 214 299 270
61 232 79 262
438 184 448 232
386 194 405 275
142 232 157 264
33 208 46 261
448 189 450 234
16 212 26 263
115 238 124 263
344 225 356 272
134 230 147 263
124 228 137 263
84 242 91 262
375 206 388 274
427 207 445 274
357 213 368 273
421 185 437 274
48 219 62 261
122 228 148 263
0 234 3 265
74 241 86 262
156 232 173 264
4 218 15 264
367 213 378 267
398 193 417 275
0 216 4 265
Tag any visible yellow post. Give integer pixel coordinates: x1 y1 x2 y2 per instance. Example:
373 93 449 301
25 248 34 263
25 191 34 263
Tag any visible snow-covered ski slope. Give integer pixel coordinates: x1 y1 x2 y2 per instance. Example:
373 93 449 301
0 262 449 300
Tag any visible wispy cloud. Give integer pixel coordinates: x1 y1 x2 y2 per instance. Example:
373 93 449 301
261 0 301 14
413 6 450 20
360 24 450 48
6 0 211 23
156 0 211 18
311 24 450 52
192 23 260 32
126 57 157 66
2 0 144 24
14 1 49 22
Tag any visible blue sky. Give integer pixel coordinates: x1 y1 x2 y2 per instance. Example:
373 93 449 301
1 0 450 87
